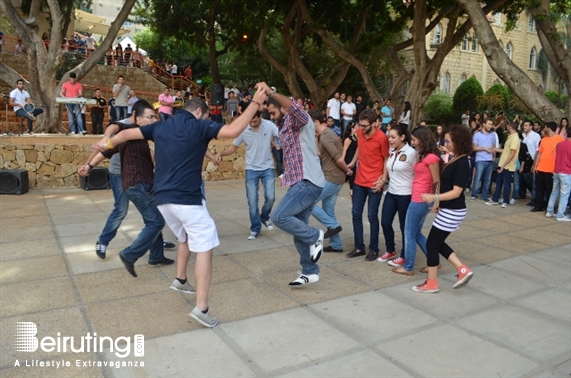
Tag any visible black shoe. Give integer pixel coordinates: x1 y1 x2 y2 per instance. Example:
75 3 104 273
163 240 176 249
324 226 342 239
323 246 343 253
365 251 378 261
95 241 106 259
346 249 366 258
525 201 535 207
149 257 175 266
530 207 544 212
119 253 137 277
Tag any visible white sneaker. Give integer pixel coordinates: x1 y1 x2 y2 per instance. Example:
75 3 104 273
279 174 284 179
509 199 516 205
556 217 571 222
546 212 556 218
247 232 258 240
190 306 218 328
309 229 324 263
70 131 76 135
262 220 274 230
501 203 508 208
485 201 500 206
170 279 196 294
288 273 319 287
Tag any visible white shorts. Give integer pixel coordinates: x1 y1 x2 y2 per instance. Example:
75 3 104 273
157 201 219 252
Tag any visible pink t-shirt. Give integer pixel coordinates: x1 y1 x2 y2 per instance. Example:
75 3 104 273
61 81 83 98
554 140 571 174
158 94 173 115
411 153 441 203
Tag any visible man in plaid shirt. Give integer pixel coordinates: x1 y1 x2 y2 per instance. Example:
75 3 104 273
262 83 327 287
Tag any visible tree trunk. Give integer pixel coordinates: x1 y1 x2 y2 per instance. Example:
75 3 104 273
457 0 563 122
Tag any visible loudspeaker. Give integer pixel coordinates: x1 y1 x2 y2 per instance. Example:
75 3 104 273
0 169 29 195
210 84 224 105
80 167 111 191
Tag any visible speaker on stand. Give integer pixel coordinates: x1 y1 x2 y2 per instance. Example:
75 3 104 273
80 167 111 190
0 169 29 194
210 84 224 106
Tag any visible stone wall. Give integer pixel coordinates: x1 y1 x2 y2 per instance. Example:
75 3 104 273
0 136 247 189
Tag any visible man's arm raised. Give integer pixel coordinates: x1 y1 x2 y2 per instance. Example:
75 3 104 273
217 83 267 139
94 128 144 152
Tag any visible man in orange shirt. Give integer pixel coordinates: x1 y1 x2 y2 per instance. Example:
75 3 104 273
59 72 85 135
346 109 390 261
531 121 564 212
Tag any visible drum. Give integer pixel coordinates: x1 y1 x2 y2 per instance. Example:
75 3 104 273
23 103 35 112
152 101 161 110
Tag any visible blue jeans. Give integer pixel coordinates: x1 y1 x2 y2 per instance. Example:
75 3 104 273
466 156 474 189
342 119 352 136
271 146 284 176
15 108 44 133
491 169 513 204
547 173 571 218
159 112 171 121
121 183 165 264
98 173 129 246
271 180 322 275
403 201 430 271
352 184 382 253
115 106 128 121
512 170 521 200
66 104 84 133
245 168 275 235
311 180 343 250
472 161 494 200
381 192 411 256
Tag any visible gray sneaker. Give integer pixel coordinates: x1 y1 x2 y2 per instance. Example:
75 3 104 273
190 306 218 328
170 279 196 294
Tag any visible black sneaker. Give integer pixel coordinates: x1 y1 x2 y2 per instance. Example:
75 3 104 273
324 226 342 239
95 241 106 259
163 240 176 249
149 257 175 266
323 246 343 253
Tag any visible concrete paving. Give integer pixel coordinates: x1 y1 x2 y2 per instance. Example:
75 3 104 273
0 180 570 377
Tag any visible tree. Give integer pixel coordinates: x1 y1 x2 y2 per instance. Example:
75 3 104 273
425 91 453 124
0 0 136 132
457 0 568 121
452 76 484 116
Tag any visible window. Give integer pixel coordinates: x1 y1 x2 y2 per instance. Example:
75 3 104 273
434 24 442 44
529 47 537 69
123 21 134 27
528 16 535 32
460 74 467 85
506 42 513 60
442 73 451 94
494 12 501 25
471 33 478 52
461 34 469 51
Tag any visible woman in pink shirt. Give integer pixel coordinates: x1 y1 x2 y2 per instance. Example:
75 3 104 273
392 127 442 275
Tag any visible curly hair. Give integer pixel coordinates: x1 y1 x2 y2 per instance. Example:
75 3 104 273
412 126 441 163
446 124 473 156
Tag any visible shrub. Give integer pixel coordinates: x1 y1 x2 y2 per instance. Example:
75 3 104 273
452 76 483 117
485 84 510 109
425 91 453 125
544 91 560 106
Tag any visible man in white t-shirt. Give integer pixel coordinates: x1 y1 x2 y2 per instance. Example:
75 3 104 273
326 92 341 127
171 63 178 75
461 110 470 126
341 95 356 135
85 34 95 52
9 79 44 135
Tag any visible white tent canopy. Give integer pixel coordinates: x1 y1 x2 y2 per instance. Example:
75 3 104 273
74 10 130 37
117 36 147 56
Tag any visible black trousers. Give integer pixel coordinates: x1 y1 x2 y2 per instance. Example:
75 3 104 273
91 113 104 134
535 171 553 209
426 226 453 267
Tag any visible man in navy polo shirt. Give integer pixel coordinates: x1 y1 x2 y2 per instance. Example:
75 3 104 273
96 87 267 328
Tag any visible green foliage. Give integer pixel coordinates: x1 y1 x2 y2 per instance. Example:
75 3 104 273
452 76 483 116
425 91 453 124
544 90 560 105
485 84 510 105
56 52 82 80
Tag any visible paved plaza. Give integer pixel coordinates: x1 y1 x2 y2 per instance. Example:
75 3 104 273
0 180 570 377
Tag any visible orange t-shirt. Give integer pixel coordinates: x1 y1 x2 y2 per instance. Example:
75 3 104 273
354 128 389 187
536 134 564 173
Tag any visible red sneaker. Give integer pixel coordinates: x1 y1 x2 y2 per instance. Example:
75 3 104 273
453 265 473 289
376 251 396 262
411 278 439 293
387 257 405 267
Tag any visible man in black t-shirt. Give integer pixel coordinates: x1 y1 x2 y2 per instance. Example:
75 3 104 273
238 93 251 115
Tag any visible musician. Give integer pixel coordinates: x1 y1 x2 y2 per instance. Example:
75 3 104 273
10 79 44 136
157 87 174 121
90 88 107 134
59 72 85 135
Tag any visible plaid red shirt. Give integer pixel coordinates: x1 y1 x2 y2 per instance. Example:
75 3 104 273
278 99 311 187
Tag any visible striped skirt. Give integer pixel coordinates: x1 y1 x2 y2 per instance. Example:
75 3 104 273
432 208 467 232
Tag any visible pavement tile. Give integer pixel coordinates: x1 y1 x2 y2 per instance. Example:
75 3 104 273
446 224 500 242
263 266 371 305
60 233 132 254
467 265 548 300
0 206 49 218
507 229 571 247
489 253 571 284
0 255 69 284
0 225 55 243
157 255 252 285
280 349 411 377
216 234 284 254
553 358 571 377
220 307 361 374
514 288 571 323
49 211 107 226
214 220 251 237
1 353 103 378
0 238 61 261
496 213 554 227
468 218 529 232
229 247 301 276
106 329 255 378
0 277 77 317
45 204 101 215
376 324 537 377
0 215 51 229
85 292 197 340
479 234 547 254
529 245 571 266
75 268 170 304
55 221 107 238
458 305 571 360
310 292 437 345
534 223 571 237
209 277 298 323
0 307 89 368
453 242 518 263
66 248 142 275
327 259 420 289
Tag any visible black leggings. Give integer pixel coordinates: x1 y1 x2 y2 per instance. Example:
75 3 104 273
426 226 454 267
